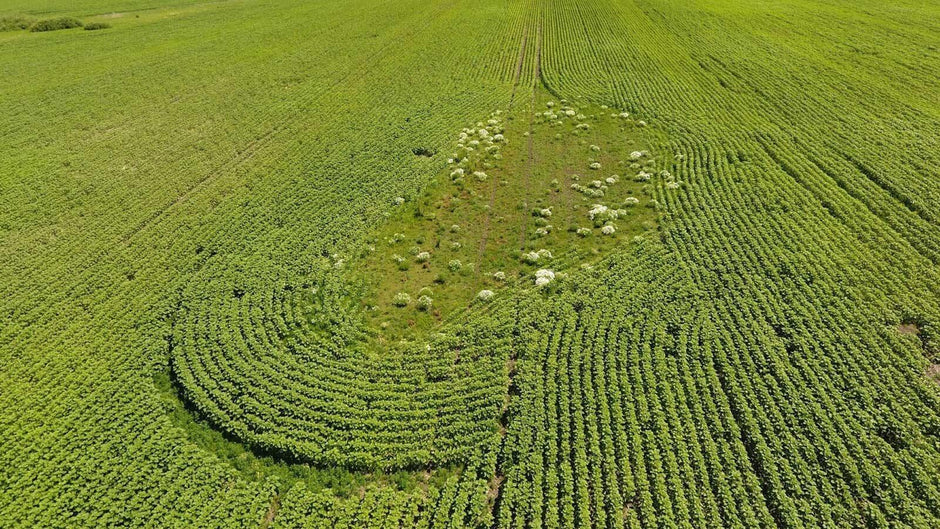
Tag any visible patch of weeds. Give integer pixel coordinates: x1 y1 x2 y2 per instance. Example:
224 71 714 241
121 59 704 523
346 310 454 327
412 147 437 157
84 22 111 31
29 17 84 32
354 87 664 343
0 15 35 32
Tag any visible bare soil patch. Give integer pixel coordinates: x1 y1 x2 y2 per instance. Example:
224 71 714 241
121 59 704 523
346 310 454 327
928 364 940 385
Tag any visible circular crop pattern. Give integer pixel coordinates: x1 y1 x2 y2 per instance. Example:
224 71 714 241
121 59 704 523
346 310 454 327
170 273 515 470
170 98 663 471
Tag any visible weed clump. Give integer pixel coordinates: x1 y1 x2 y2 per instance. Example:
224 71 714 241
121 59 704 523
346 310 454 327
411 147 436 157
416 295 433 311
0 15 35 31
84 22 111 31
535 269 555 287
29 17 83 32
392 292 411 307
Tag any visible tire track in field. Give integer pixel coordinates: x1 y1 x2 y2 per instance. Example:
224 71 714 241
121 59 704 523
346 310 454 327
517 23 542 251
478 26 529 265
757 136 940 267
840 151 937 226
21 2 371 247
1 0 460 351
508 27 530 109
121 0 455 246
489 20 541 525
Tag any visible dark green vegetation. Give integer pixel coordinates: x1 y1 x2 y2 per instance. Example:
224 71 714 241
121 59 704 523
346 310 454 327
0 14 33 31
1 12 109 32
1 0 938 527
153 371 459 498
28 16 83 32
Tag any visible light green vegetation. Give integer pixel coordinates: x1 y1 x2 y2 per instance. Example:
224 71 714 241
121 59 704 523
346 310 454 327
1 0 938 527
357 90 661 342
0 14 33 31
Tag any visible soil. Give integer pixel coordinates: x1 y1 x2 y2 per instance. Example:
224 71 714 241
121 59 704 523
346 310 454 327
927 364 940 385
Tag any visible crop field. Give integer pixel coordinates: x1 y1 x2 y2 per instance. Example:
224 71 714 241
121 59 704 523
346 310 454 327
1 0 938 527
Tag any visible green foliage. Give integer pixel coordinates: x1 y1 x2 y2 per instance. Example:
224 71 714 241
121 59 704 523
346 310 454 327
153 370 453 498
2 0 939 527
29 16 83 32
0 14 35 31
83 22 111 31
356 94 658 342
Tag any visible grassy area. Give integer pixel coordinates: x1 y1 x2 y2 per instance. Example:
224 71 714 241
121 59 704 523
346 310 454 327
355 88 663 343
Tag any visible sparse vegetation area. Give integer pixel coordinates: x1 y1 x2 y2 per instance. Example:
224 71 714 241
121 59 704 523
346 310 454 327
355 92 660 342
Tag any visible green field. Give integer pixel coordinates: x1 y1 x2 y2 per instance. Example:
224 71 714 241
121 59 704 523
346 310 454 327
1 0 938 527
